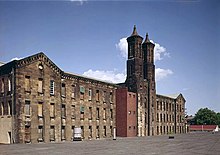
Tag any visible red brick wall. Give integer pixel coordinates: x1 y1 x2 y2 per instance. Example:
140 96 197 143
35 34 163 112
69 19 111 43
127 92 137 137
116 88 137 137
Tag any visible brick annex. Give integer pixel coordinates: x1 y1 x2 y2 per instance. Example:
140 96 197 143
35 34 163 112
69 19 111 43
0 26 186 144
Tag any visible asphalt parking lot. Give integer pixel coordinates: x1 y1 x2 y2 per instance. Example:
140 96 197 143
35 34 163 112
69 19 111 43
0 132 219 155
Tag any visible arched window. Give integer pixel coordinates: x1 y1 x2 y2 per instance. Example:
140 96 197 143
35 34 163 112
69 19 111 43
0 102 3 115
1 78 4 93
8 78 11 91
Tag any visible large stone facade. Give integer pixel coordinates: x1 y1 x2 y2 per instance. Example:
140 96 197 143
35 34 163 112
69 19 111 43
156 94 186 135
0 26 186 144
0 53 116 144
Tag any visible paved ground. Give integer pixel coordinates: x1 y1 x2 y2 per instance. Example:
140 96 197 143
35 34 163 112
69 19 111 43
0 132 220 155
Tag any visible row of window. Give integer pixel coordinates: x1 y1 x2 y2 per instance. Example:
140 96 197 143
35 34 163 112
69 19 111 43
24 76 114 103
0 78 11 93
156 125 185 135
25 101 114 120
156 113 183 123
156 101 183 113
24 125 113 143
0 101 12 116
156 113 174 123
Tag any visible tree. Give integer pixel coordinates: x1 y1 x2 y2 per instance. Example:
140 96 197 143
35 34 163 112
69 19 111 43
216 112 220 126
194 108 218 125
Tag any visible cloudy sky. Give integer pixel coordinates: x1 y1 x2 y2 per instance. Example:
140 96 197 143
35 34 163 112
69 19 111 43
0 0 219 115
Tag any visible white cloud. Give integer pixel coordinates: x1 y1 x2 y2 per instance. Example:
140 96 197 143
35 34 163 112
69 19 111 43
116 37 170 61
115 37 128 58
83 68 173 83
83 38 172 84
70 0 87 5
83 69 126 84
155 68 173 81
151 40 170 61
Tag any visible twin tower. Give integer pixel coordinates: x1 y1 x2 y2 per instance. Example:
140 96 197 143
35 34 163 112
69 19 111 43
125 25 156 136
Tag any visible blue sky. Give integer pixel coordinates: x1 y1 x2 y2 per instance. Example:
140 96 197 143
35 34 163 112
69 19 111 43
0 0 219 115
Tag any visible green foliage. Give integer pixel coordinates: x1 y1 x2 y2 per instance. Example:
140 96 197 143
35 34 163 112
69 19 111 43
217 113 220 126
194 108 219 125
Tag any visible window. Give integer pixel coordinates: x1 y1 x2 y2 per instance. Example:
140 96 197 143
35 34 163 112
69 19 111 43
129 126 131 130
50 126 55 141
25 125 31 143
80 106 84 120
8 101 12 115
89 107 92 120
25 76 30 92
157 113 159 122
61 83 66 97
61 104 66 118
38 79 43 93
110 126 113 137
103 126 106 137
96 90 99 101
25 100 30 116
128 111 131 115
96 126 99 138
89 126 92 138
160 113 162 122
1 78 4 93
50 80 55 95
61 126 65 141
38 126 43 142
96 108 99 119
129 45 133 58
0 102 3 115
157 126 159 135
129 65 132 76
88 89 92 101
72 126 75 139
110 109 113 119
110 92 113 103
80 86 85 100
164 114 165 122
103 108 106 120
50 103 55 118
71 105 75 119
8 78 11 92
71 85 76 98
81 126 84 139
103 91 106 103
38 102 43 117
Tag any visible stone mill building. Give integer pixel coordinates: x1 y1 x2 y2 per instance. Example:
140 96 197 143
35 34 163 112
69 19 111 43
0 26 186 144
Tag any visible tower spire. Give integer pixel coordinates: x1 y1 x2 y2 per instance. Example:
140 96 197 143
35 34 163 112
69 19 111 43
144 33 150 43
131 25 139 36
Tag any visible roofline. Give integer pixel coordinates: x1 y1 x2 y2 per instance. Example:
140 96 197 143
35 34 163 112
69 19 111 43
63 72 118 87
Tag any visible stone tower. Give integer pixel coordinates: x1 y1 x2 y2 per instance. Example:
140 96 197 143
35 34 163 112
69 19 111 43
125 26 156 136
